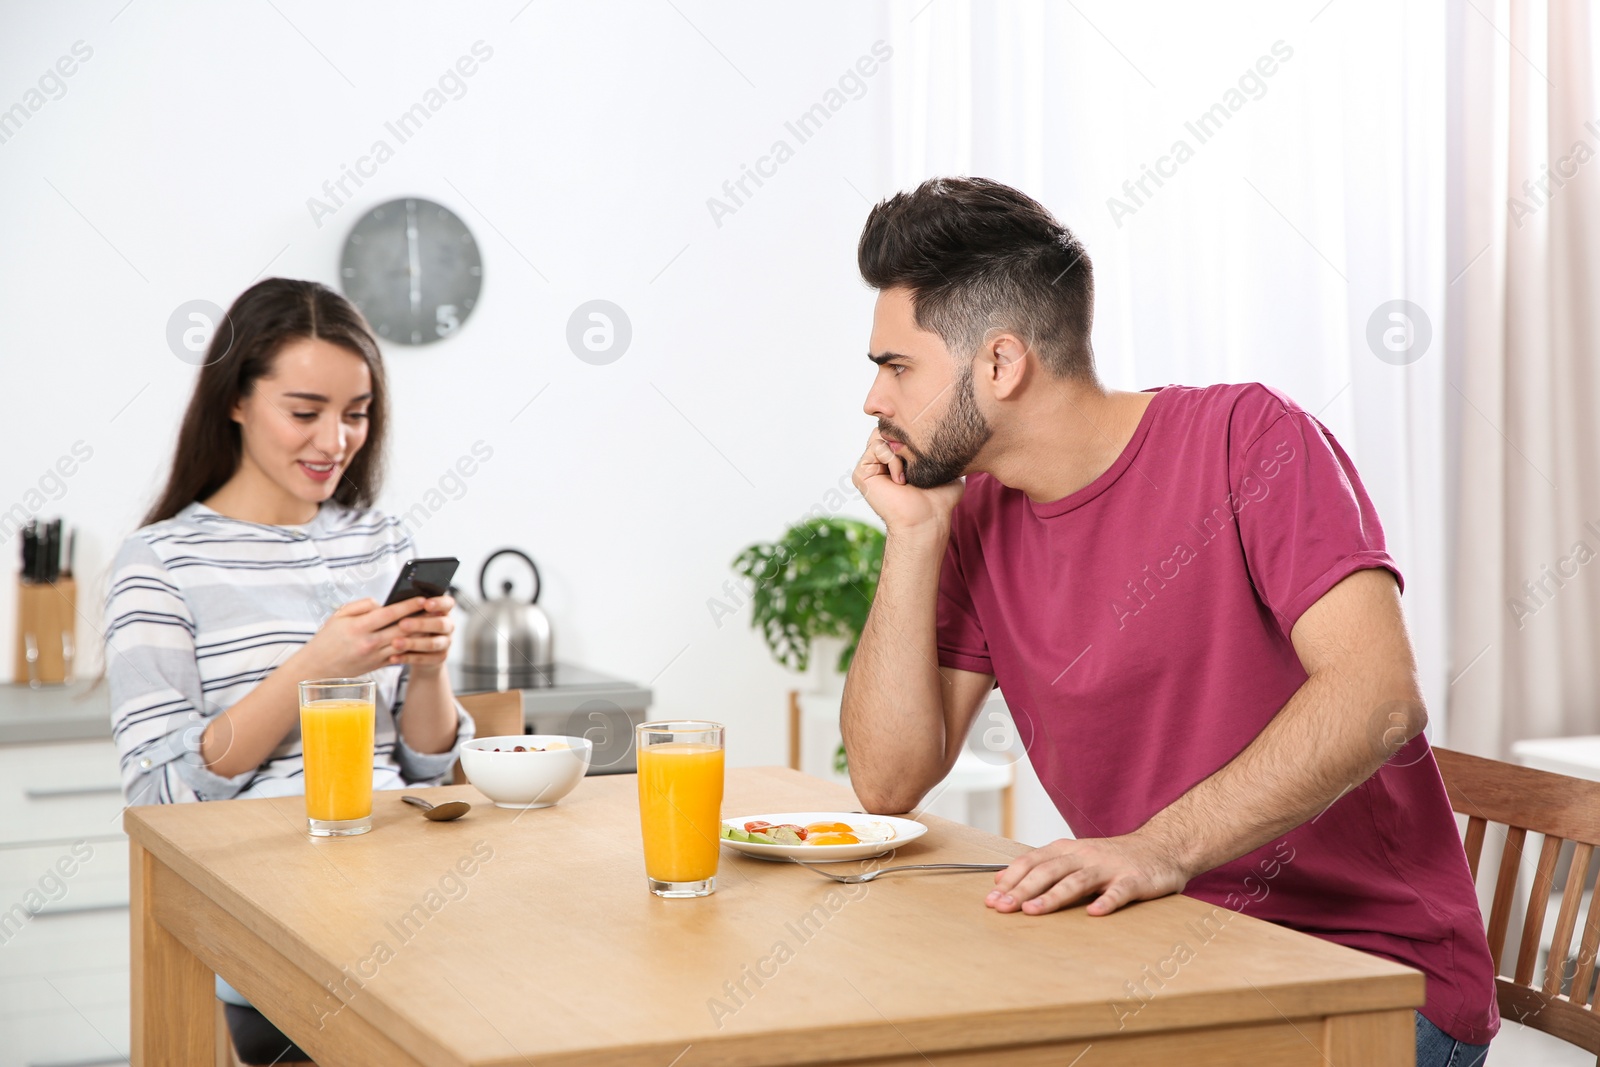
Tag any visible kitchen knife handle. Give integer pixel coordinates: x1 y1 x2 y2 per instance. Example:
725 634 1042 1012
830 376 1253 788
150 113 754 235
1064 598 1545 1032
43 519 61 583
20 524 37 584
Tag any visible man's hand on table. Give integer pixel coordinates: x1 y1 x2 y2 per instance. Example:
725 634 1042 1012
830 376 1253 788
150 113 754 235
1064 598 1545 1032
986 829 1194 916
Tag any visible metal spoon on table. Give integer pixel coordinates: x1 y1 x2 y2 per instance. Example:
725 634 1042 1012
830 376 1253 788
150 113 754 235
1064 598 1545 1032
402 795 471 822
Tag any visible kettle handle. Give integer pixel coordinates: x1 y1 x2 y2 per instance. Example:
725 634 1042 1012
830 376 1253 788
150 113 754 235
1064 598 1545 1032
479 549 541 604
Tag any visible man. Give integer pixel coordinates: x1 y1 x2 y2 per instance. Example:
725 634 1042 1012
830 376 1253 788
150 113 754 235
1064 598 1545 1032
840 177 1497 1065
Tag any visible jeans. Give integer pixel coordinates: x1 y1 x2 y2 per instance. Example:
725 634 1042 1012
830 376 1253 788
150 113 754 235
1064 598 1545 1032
217 976 309 1065
223 1003 310 1065
1416 1011 1490 1067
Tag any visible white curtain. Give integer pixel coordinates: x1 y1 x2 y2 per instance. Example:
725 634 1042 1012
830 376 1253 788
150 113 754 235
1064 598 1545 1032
1449 0 1600 758
884 0 1450 841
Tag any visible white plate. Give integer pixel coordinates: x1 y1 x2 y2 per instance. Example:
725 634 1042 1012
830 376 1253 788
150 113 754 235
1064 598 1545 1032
720 811 928 863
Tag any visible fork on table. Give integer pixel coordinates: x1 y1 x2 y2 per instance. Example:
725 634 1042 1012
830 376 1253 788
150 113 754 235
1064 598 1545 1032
790 858 1009 885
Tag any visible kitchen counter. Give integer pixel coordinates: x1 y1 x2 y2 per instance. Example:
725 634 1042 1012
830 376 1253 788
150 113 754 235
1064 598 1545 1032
0 662 655 748
0 680 111 745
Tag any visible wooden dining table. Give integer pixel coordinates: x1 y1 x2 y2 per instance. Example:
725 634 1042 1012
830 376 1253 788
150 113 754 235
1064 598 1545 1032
125 766 1422 1066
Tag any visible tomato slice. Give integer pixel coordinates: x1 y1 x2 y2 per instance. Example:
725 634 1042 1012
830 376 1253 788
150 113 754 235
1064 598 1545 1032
744 821 772 833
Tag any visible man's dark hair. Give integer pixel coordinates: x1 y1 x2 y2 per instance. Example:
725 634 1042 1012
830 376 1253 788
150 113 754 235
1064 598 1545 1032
857 177 1095 379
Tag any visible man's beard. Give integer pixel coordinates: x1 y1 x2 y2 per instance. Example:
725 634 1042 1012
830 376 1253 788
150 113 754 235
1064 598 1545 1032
884 367 993 489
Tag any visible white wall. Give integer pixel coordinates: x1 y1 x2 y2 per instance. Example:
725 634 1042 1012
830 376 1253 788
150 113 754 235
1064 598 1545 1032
0 1 896 771
1 2 1452 839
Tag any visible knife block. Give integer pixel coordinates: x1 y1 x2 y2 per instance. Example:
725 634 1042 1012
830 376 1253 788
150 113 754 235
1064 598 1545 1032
12 578 75 685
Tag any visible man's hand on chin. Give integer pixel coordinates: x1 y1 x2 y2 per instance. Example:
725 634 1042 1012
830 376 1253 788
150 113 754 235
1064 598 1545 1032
986 829 1194 917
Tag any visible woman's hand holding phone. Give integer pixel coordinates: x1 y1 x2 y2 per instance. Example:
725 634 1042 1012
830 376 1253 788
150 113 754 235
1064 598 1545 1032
389 595 455 671
299 597 444 678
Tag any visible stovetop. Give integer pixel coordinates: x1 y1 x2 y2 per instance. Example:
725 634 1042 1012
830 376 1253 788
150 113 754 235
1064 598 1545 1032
453 661 652 702
465 661 635 690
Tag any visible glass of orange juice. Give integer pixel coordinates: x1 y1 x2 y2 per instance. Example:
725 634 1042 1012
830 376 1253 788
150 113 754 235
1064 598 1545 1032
636 720 725 897
298 679 376 837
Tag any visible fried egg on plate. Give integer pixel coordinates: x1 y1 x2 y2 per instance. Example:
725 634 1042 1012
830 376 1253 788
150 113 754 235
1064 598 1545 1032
803 820 897 847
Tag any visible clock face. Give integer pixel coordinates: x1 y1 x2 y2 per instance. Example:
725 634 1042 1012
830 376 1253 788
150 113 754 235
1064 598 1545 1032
340 198 482 346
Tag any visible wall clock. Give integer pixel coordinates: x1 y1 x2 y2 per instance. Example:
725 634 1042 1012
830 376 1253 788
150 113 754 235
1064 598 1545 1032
340 197 482 345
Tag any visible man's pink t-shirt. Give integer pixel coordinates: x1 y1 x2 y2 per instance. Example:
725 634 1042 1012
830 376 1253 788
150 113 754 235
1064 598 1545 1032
935 383 1498 1044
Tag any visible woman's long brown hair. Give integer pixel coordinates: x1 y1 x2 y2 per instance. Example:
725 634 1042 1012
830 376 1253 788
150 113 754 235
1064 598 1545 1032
142 279 389 526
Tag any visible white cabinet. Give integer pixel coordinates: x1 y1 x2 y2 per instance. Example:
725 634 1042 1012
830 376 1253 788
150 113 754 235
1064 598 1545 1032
0 740 127 846
0 910 129 1067
0 740 129 1067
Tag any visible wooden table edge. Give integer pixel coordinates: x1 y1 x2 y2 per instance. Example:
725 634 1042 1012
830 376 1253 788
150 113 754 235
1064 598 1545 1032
131 832 462 1067
124 802 369 982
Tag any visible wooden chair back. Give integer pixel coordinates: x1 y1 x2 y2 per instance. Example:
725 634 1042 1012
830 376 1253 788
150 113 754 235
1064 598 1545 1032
454 690 526 785
1434 747 1600 1057
788 690 802 771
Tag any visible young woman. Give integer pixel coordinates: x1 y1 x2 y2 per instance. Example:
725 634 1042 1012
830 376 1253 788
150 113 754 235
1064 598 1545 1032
106 278 473 1064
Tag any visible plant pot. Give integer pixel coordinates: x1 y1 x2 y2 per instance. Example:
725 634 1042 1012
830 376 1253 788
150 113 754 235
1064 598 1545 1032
809 636 849 697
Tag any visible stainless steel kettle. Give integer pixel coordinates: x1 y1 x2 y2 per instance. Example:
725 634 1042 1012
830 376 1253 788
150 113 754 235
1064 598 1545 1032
458 548 553 690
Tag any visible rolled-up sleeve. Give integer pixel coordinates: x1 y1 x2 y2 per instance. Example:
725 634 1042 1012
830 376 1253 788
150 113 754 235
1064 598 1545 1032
937 525 993 676
105 537 256 804
1234 410 1403 639
388 667 475 784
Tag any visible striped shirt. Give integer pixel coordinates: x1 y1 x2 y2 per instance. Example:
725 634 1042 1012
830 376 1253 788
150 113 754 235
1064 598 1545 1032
105 501 471 806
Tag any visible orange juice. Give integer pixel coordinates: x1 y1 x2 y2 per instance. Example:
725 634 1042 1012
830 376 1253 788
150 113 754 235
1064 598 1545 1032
637 742 724 883
300 698 375 823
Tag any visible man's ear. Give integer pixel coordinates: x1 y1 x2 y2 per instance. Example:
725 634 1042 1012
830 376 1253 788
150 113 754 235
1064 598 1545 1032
984 331 1031 401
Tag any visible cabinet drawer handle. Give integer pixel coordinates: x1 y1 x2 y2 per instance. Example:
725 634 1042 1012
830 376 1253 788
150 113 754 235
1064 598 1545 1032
23 784 123 800
34 901 129 919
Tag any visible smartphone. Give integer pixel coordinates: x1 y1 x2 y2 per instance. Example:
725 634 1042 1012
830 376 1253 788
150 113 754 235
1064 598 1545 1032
384 557 460 611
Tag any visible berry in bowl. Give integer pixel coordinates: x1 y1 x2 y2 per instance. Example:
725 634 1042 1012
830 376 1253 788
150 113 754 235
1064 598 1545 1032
458 735 592 809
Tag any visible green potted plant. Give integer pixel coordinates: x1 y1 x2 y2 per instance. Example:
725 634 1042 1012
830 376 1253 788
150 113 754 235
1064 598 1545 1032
732 517 885 773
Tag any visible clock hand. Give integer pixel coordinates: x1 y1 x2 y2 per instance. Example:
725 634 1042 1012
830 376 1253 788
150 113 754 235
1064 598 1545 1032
405 199 422 320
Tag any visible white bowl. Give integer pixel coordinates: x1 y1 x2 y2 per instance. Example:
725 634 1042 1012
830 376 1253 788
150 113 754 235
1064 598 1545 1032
459 735 592 809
